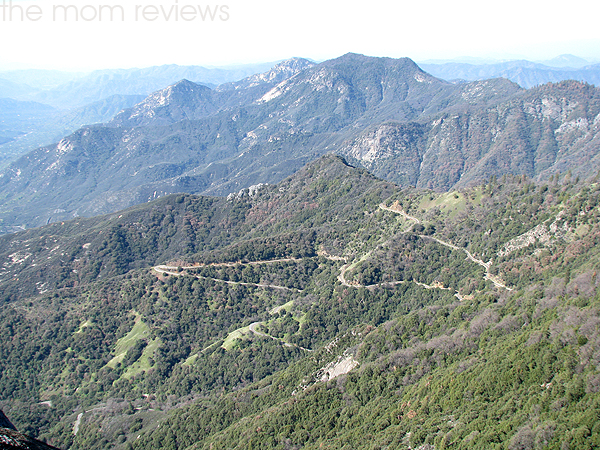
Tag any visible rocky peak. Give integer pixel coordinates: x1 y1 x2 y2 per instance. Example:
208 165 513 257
216 57 315 91
323 52 430 77
129 78 211 110
255 57 315 83
110 79 216 127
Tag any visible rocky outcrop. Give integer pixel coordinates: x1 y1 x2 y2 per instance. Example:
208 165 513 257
0 410 62 450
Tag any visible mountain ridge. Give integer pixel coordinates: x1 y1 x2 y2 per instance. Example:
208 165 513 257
0 62 285 166
1 54 599 234
340 79 600 190
421 59 600 88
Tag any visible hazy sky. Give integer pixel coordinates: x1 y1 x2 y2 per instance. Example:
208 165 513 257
1 0 600 71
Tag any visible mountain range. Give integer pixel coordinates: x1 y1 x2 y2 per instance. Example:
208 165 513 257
0 62 280 167
4 55 600 169
0 63 283 107
1 53 600 234
420 54 600 88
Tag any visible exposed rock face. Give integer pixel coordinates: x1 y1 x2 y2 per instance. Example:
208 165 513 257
340 122 426 187
110 80 218 128
217 57 316 91
318 356 359 382
340 81 600 191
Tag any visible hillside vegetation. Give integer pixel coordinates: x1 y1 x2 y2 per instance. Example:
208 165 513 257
0 156 599 449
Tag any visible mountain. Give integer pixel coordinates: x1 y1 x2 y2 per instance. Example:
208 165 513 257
0 155 599 449
109 81 218 128
5 55 599 169
0 98 56 148
539 54 591 69
39 94 147 137
340 80 600 190
0 54 527 232
2 53 600 235
216 57 316 91
111 58 317 129
423 54 593 69
0 68 80 99
0 78 37 99
0 69 84 91
0 98 56 126
420 59 600 88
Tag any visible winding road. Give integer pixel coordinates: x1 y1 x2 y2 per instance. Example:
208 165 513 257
154 264 302 292
378 203 512 291
153 201 513 359
154 261 311 350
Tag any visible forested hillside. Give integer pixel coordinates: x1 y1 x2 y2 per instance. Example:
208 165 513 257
1 155 599 449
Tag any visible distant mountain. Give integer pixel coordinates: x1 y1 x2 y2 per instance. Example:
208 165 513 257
109 81 218 128
112 58 317 128
2 53 600 233
0 64 282 107
421 54 594 70
539 54 591 68
0 69 84 91
420 60 600 88
216 57 316 91
0 98 56 124
0 69 85 109
0 62 282 159
43 94 147 135
0 62 284 166
0 95 145 168
0 98 56 150
29 62 279 109
0 78 37 99
0 53 529 231
5 56 599 170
